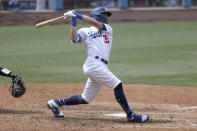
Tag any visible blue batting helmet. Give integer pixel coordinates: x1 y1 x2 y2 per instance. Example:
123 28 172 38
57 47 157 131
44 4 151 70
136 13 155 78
90 7 112 23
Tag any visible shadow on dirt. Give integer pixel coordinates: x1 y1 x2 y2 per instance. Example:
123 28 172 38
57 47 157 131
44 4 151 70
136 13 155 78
44 116 125 123
148 119 172 124
45 116 172 125
0 108 43 114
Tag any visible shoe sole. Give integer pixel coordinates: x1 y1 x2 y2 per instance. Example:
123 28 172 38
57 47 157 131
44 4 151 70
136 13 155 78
143 115 149 123
139 115 149 123
127 115 150 123
47 103 64 118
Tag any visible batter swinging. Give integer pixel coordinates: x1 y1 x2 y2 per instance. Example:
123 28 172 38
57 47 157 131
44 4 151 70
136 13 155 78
47 7 149 123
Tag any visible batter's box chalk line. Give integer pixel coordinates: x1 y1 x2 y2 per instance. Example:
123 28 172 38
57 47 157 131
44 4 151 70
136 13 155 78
105 104 197 117
175 105 197 111
104 104 197 129
106 113 126 117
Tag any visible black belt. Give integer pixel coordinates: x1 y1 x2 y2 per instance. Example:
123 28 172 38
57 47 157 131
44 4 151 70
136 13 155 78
95 56 108 65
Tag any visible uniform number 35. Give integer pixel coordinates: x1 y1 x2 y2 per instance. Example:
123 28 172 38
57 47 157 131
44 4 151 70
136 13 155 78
103 34 109 44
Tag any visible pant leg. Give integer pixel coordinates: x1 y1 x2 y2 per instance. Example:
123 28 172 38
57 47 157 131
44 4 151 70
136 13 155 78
81 78 102 103
94 68 121 89
84 64 121 89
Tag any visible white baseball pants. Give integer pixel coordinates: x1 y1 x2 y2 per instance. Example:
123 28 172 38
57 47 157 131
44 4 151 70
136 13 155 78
82 57 121 103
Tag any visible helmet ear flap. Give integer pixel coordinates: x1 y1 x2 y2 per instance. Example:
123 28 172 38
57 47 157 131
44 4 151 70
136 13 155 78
98 15 108 23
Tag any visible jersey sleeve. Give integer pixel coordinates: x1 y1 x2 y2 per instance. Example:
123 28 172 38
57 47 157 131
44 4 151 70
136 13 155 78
101 23 113 35
72 28 86 44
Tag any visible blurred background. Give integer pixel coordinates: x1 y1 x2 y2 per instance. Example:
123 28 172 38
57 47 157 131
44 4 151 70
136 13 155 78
0 0 196 12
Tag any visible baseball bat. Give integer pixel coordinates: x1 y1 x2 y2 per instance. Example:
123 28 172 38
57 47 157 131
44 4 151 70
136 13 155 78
36 16 64 28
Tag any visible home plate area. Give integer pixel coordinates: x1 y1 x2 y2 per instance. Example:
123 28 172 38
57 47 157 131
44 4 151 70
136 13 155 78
59 102 197 129
98 102 197 129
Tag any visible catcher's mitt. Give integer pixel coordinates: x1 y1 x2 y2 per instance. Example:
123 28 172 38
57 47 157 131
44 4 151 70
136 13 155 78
10 76 26 98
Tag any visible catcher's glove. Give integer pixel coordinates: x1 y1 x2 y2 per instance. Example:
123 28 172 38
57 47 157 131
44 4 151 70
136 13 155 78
10 76 26 98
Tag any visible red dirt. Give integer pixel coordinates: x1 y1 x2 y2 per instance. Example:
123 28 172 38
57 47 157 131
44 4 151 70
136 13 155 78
0 83 197 130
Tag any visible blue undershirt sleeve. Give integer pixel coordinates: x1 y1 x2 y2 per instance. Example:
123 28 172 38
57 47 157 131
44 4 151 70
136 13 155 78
101 23 107 31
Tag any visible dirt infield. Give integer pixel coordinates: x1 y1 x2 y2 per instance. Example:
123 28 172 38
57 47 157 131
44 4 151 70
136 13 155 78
0 83 197 130
0 9 197 26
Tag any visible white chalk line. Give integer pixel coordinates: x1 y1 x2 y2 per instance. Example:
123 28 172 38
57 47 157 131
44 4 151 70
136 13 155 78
110 117 197 129
114 125 179 129
186 120 197 127
93 102 197 111
175 105 197 111
106 112 182 118
106 113 126 117
103 103 197 129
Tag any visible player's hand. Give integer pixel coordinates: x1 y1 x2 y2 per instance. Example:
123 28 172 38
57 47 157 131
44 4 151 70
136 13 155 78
64 10 76 19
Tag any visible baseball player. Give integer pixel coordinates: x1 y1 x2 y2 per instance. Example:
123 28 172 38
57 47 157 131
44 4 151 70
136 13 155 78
0 65 26 98
47 7 149 123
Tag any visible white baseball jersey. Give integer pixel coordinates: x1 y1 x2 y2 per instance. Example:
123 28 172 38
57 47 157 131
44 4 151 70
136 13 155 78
73 23 121 103
74 23 112 61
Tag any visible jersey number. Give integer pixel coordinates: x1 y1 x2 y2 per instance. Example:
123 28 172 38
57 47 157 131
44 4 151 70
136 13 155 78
103 34 109 44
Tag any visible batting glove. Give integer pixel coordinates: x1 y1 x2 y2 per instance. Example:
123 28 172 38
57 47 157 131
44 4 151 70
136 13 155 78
64 10 76 19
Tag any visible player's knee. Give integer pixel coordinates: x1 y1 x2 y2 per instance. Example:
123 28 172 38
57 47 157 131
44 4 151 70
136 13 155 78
114 83 123 91
84 69 92 78
84 69 89 76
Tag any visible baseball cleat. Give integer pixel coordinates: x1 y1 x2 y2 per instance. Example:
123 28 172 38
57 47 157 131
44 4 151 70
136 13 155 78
127 113 149 123
47 99 64 118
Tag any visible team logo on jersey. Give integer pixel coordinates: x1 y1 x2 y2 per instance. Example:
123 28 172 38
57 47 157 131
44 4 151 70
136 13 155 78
88 31 103 38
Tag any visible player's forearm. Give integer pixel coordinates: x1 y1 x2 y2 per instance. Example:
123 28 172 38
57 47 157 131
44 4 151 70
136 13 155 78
0 66 16 78
70 26 78 42
75 13 103 30
82 15 103 30
69 16 78 42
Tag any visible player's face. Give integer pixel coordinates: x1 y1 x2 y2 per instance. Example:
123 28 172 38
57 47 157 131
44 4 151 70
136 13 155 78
102 13 107 17
101 13 108 23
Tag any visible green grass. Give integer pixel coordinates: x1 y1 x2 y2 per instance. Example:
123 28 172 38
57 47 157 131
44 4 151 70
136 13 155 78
0 21 197 86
